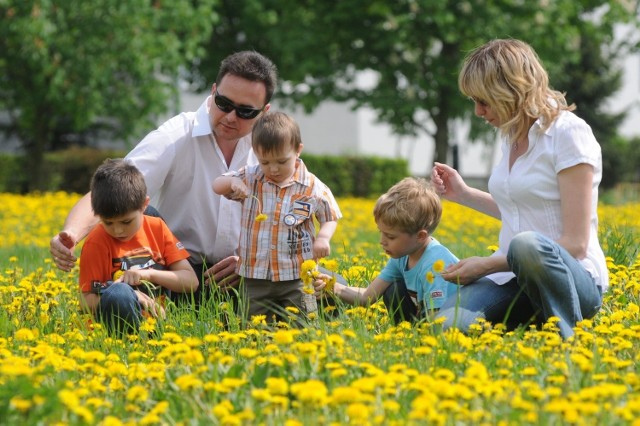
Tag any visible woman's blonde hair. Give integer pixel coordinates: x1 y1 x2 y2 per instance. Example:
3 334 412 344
459 39 575 144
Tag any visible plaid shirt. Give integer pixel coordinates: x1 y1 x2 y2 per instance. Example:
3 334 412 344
229 159 341 281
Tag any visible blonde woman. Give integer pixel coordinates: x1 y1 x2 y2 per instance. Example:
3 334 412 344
431 39 608 338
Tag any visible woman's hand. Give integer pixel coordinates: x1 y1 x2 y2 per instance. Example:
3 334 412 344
440 256 497 285
431 162 468 202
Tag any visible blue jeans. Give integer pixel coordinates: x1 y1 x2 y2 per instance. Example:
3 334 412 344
97 283 142 334
436 231 602 338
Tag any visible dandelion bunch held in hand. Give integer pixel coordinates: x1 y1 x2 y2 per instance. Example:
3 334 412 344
300 259 319 313
318 258 338 294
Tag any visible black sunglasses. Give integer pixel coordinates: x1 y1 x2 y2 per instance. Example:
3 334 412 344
214 91 265 120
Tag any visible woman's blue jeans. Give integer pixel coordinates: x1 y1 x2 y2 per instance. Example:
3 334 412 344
435 231 602 338
97 283 142 334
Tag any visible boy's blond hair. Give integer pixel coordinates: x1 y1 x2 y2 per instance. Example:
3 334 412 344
373 177 442 235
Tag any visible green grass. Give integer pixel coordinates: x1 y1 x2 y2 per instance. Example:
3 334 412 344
1 196 640 425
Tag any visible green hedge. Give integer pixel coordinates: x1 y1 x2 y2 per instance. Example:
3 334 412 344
301 154 409 197
0 148 126 194
45 147 127 194
0 149 409 197
0 154 22 193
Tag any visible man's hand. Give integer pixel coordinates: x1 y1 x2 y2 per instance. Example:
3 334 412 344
136 291 166 319
204 256 241 290
50 231 78 272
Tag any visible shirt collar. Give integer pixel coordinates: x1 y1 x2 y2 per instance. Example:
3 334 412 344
291 158 309 185
258 158 310 187
192 96 214 137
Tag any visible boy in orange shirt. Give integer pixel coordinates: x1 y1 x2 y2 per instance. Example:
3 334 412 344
79 159 198 334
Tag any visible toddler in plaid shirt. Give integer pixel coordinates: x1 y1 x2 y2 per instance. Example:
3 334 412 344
213 111 341 322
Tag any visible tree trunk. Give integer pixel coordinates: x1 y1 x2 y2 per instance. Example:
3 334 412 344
21 115 51 193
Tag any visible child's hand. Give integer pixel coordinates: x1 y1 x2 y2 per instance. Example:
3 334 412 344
313 237 331 259
116 269 150 286
312 274 329 298
227 179 249 201
136 291 165 319
312 272 337 299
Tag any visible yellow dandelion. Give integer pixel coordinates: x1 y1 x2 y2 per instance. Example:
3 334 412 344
251 315 267 326
266 377 289 395
324 276 336 294
9 397 32 413
426 271 435 284
273 330 295 345
101 416 124 426
285 306 300 314
212 400 234 418
14 328 38 341
126 385 149 403
301 259 318 277
250 194 267 221
319 258 338 272
432 259 445 273
301 259 320 301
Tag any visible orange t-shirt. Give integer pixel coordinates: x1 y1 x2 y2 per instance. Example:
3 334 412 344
79 216 190 292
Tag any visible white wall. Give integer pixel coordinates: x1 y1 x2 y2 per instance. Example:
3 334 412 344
605 25 640 138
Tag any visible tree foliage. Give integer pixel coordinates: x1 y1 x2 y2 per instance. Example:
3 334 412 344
0 0 217 191
194 0 640 176
1 0 638 192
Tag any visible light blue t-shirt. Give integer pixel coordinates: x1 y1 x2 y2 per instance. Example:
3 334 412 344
378 237 459 310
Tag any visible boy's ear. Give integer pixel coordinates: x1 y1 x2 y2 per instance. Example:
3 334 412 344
142 196 150 211
297 143 304 156
417 229 430 241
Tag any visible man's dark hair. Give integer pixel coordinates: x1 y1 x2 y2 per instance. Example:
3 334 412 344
90 159 147 218
216 51 278 103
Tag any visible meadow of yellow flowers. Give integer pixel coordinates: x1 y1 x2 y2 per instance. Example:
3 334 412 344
1 192 639 425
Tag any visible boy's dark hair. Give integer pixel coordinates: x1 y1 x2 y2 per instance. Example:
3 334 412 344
251 111 301 155
90 159 147 218
216 51 278 104
374 177 442 235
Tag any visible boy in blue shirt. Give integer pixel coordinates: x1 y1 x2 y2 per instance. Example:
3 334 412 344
317 177 458 323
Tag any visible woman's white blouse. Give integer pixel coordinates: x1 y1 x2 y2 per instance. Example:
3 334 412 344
486 111 609 292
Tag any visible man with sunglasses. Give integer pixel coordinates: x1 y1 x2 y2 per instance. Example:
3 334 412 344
50 51 278 309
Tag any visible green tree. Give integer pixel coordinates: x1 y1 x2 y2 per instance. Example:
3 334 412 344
554 17 636 189
0 0 217 192
195 0 639 176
